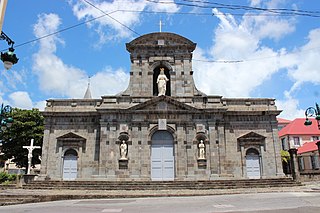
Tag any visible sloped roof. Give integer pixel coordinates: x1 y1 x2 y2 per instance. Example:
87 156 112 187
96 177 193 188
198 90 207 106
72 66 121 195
277 117 291 124
278 118 320 137
297 141 319 154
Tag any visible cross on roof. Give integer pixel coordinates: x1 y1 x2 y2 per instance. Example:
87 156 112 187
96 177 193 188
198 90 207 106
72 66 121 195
159 19 164 32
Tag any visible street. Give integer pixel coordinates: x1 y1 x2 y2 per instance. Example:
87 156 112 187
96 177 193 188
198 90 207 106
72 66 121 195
0 192 320 213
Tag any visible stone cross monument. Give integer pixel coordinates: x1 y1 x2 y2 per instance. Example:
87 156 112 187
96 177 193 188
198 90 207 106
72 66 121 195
23 139 41 174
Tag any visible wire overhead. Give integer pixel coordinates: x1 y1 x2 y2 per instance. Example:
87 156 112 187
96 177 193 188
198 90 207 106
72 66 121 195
146 0 320 17
82 0 141 36
6 1 320 64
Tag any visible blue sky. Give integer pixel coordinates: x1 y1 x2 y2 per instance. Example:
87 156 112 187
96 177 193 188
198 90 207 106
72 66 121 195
1 0 320 120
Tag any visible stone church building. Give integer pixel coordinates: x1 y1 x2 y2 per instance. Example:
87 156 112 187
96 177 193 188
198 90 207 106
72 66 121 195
39 32 284 181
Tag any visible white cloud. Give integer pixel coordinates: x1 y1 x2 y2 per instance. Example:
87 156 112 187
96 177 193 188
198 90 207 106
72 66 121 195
276 93 305 120
194 7 295 97
91 67 129 97
193 1 310 120
71 0 147 41
8 91 33 109
34 101 47 111
70 0 179 42
32 12 130 99
147 0 180 13
246 0 296 41
287 29 320 87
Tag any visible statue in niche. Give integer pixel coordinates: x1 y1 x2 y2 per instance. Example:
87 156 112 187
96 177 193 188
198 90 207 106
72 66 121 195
198 140 206 159
157 68 169 96
120 140 128 159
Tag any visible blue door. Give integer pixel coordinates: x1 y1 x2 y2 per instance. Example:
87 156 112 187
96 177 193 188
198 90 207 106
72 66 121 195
246 152 261 179
151 131 174 181
63 149 78 180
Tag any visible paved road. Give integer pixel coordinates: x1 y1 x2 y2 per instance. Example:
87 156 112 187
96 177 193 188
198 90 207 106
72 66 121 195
0 192 320 213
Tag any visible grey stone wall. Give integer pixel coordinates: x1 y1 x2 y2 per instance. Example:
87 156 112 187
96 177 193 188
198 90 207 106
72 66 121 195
39 32 284 181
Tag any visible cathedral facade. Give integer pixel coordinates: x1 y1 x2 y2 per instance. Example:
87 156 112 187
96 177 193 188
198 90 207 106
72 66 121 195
39 32 284 181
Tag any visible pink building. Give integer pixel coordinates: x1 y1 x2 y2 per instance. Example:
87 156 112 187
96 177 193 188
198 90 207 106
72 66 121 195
278 118 320 150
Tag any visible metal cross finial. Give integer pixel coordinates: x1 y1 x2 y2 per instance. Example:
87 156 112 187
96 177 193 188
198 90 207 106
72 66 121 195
159 19 163 32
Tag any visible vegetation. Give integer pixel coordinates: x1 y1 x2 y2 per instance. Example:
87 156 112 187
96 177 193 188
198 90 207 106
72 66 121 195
0 108 44 172
281 150 290 163
0 172 19 184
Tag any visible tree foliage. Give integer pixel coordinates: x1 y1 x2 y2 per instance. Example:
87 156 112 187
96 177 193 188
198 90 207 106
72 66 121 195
281 150 290 163
0 108 44 171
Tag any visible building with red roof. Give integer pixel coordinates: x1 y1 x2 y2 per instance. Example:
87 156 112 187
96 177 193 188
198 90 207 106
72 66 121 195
277 118 291 131
297 141 319 154
297 141 320 174
277 118 320 179
278 118 320 150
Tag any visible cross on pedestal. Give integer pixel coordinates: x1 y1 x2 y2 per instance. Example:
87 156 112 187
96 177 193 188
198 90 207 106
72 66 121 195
23 139 41 175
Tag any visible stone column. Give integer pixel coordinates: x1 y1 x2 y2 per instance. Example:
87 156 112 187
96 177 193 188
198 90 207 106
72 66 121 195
240 146 245 178
260 145 265 178
289 148 300 181
208 125 218 179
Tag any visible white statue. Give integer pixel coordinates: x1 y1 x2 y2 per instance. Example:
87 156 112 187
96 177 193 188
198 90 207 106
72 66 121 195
23 139 41 174
120 140 128 159
198 140 206 159
157 68 169 96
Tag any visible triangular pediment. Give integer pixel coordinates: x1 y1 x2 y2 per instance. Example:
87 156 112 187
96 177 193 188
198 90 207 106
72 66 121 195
128 96 199 112
237 132 266 142
57 132 86 141
237 132 266 151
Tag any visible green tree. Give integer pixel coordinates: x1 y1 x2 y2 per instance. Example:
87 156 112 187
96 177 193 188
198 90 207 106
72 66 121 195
0 108 44 172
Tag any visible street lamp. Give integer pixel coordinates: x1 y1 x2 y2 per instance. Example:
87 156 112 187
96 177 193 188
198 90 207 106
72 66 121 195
304 103 320 129
0 103 13 131
0 31 18 70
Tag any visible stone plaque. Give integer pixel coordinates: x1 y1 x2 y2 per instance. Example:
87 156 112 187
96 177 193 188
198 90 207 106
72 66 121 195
196 124 205 133
120 124 128 132
158 119 167 130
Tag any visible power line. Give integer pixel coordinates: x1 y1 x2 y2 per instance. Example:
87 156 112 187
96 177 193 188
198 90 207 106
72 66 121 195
82 0 141 36
1 10 118 52
8 9 287 52
117 9 299 17
5 2 320 64
146 0 320 18
180 0 320 15
193 59 243 63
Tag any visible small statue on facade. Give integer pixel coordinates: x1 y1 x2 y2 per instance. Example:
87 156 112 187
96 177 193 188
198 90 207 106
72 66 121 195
120 140 128 159
198 140 206 159
157 68 169 96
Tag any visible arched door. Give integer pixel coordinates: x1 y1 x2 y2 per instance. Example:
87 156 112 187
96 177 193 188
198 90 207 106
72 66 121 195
246 148 261 179
151 131 174 181
63 149 78 180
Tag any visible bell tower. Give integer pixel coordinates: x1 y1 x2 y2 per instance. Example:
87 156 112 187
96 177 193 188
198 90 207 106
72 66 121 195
120 32 203 97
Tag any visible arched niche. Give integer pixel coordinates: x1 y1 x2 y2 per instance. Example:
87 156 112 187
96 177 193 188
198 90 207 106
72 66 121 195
153 66 171 96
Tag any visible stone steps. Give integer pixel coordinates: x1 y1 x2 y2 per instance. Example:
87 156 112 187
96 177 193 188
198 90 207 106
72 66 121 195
0 195 41 206
0 178 302 206
22 178 301 190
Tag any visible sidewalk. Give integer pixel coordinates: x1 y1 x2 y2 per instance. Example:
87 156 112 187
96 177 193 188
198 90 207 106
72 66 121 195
0 181 319 206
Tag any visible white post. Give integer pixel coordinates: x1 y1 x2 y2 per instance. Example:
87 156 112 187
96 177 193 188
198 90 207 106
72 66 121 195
23 139 41 175
0 0 8 32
